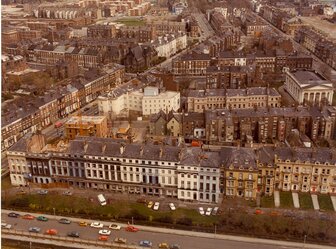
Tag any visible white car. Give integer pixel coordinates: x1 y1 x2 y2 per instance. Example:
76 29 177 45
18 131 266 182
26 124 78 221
206 207 213 216
98 229 111 235
109 223 121 230
1 223 12 229
90 222 104 228
198 207 205 215
153 202 160 210
212 207 219 215
169 203 176 211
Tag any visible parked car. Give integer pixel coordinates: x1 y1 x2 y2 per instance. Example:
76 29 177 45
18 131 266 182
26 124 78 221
169 203 176 211
67 231 80 238
159 242 169 248
109 223 121 230
37 216 48 222
90 222 104 228
170 244 181 249
78 221 88 227
198 207 204 215
114 237 127 244
212 207 219 215
37 190 48 195
22 214 35 220
1 223 12 229
139 240 152 247
98 229 111 235
255 209 263 215
63 191 72 196
98 235 108 241
45 229 58 235
8 212 19 218
28 227 41 233
147 201 154 209
206 207 212 216
153 202 160 210
59 218 71 224
125 225 139 232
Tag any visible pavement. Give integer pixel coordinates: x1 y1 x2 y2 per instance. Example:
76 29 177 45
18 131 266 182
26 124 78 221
311 194 320 211
331 196 336 212
2 209 335 249
292 193 300 209
274 191 280 208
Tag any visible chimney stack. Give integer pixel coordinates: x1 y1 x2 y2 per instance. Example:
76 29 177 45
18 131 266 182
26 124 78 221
84 140 88 153
140 146 144 156
159 146 163 158
120 144 125 155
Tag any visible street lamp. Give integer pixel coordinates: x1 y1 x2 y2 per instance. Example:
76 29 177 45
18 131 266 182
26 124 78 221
53 208 56 217
303 234 307 248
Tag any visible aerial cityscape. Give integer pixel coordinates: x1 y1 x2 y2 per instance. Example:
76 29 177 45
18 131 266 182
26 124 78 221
1 0 336 248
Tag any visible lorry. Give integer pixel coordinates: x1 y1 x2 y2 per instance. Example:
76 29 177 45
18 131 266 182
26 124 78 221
97 194 107 206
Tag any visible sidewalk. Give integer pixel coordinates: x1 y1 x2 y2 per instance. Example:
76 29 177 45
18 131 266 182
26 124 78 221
2 209 335 249
274 190 280 208
311 194 320 210
292 193 300 209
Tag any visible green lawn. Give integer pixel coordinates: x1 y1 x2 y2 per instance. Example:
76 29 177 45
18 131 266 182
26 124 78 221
280 191 294 208
260 195 275 208
299 192 313 209
3 194 217 226
318 195 334 211
116 18 146 26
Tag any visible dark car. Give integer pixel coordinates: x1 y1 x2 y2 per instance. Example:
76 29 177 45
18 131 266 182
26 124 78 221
59 218 71 224
8 212 20 218
139 240 152 247
67 231 80 238
170 244 181 249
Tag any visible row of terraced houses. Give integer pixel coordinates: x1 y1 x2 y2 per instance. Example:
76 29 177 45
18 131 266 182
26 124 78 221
7 135 336 203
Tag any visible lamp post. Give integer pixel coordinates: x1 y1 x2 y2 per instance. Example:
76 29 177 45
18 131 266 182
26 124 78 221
53 208 56 218
303 234 307 248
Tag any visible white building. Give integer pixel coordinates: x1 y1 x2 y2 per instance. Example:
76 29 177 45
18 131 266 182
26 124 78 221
154 33 187 58
98 82 180 117
98 79 144 117
142 86 180 116
284 69 334 105
177 148 221 203
8 135 222 203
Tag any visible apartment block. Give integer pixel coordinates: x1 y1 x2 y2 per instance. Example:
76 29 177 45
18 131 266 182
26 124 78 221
187 87 281 113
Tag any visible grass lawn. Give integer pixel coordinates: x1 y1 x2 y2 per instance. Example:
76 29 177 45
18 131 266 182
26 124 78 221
116 18 146 26
260 195 275 208
280 191 294 208
299 192 313 209
318 195 334 211
3 193 216 226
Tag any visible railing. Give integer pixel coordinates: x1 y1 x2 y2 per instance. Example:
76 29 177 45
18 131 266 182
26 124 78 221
2 229 140 249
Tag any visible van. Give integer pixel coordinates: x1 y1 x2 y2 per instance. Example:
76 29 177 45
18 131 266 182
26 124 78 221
97 194 107 206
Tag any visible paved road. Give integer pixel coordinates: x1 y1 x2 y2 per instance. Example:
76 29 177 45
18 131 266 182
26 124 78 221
2 210 334 249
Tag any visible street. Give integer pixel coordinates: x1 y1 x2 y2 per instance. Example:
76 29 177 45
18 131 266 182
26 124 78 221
2 210 333 249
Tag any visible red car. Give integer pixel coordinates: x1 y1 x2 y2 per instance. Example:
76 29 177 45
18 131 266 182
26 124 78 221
45 229 58 235
99 235 109 241
255 209 264 215
125 225 139 232
22 214 35 220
